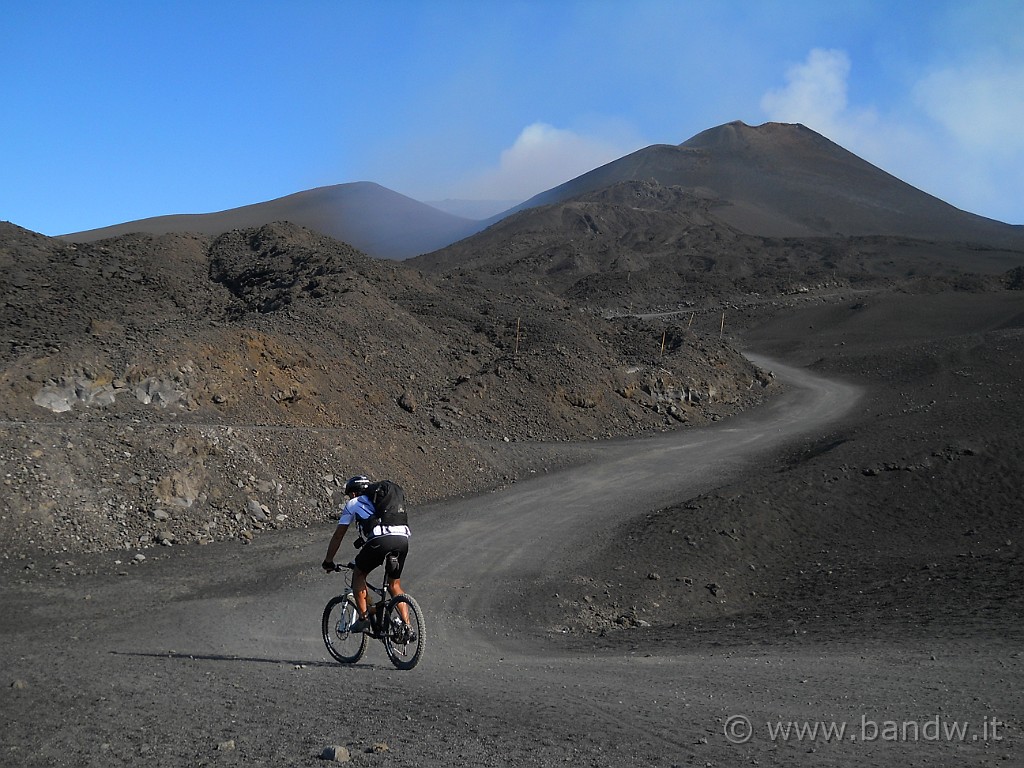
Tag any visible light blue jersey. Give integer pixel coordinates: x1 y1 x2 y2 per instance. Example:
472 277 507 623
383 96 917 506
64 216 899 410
338 495 410 539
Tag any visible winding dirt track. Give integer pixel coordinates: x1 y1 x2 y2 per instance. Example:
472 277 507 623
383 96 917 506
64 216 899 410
4 358 1016 766
208 355 859 660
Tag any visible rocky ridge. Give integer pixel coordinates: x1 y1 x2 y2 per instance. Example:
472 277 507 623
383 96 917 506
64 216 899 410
0 220 774 560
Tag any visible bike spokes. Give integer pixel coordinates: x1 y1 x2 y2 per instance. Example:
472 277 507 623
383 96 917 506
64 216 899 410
382 595 425 670
322 592 368 664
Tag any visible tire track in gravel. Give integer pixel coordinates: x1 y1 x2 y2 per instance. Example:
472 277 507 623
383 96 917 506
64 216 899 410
412 353 860 649
1 356 868 768
191 354 859 664
90 354 856 661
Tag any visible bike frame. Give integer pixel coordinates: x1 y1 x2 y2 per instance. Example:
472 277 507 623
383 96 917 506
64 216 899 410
344 565 390 636
323 560 425 670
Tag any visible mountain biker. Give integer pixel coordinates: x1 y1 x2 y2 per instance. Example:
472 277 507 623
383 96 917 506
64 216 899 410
321 474 411 634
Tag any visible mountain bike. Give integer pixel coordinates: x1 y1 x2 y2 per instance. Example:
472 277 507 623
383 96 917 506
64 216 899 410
322 559 426 670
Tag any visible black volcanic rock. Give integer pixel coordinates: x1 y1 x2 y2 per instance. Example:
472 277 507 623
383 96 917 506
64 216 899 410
411 179 1024 311
0 221 773 557
7 119 1024 559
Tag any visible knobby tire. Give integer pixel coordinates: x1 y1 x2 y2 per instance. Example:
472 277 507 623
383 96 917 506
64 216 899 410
322 592 368 664
382 594 426 670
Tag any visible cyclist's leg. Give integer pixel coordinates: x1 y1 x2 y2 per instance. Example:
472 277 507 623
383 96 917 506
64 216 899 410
384 544 411 624
351 568 369 618
353 538 389 618
388 578 411 624
388 576 404 597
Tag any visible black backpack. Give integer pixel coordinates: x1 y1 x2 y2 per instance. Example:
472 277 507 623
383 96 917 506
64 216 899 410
360 480 408 536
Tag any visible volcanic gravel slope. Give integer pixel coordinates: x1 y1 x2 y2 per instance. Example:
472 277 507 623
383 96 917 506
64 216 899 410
0 219 772 560
3 116 1024 764
2 286 1021 768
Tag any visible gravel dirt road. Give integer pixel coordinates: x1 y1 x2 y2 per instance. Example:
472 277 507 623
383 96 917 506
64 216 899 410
5 335 1019 768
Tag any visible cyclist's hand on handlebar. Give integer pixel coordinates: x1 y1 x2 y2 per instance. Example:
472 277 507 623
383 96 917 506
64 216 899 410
322 560 335 572
353 536 365 549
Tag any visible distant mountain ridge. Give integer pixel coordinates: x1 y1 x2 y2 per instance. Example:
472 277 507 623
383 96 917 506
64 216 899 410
62 182 484 260
61 121 1024 258
502 121 1023 248
425 198 523 219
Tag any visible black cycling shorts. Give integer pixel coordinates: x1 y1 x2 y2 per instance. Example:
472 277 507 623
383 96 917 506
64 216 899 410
354 534 408 578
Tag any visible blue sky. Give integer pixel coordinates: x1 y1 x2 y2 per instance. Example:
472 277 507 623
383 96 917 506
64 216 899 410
3 1 1023 235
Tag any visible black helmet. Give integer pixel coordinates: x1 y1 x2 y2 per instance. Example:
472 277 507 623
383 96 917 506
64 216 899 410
344 475 371 497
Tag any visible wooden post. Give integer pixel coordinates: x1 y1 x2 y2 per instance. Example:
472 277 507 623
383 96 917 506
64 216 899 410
687 312 694 329
660 330 666 358
720 311 725 338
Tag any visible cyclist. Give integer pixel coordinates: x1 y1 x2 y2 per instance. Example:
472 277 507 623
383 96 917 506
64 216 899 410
321 474 411 635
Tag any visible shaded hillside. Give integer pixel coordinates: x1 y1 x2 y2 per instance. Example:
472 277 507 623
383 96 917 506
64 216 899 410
9 120 1023 561
0 221 773 557
56 121 1024 266
61 183 485 260
412 179 1024 312
503 121 1024 247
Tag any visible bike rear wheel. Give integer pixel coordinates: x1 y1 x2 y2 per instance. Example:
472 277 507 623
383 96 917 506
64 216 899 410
382 594 425 670
322 591 368 664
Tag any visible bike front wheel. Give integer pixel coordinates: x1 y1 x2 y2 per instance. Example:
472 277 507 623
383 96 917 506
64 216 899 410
382 594 426 670
322 592 368 664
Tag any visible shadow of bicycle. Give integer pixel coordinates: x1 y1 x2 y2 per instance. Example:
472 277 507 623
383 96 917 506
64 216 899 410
109 649 388 670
